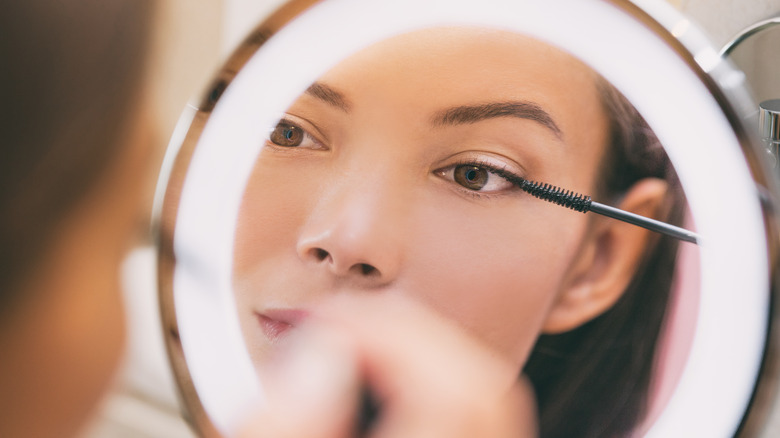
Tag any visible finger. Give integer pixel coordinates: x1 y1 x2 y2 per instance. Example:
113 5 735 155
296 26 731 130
310 295 535 437
235 325 361 438
314 294 518 400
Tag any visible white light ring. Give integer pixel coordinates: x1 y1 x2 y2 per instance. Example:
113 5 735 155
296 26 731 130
170 0 769 435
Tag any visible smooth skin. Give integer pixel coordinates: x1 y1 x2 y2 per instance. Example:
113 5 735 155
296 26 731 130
233 28 668 373
238 294 538 438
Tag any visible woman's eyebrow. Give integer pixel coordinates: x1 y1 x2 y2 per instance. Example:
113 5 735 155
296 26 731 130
305 82 351 112
430 101 562 139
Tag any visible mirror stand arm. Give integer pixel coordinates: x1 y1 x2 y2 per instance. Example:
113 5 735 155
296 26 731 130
720 16 780 57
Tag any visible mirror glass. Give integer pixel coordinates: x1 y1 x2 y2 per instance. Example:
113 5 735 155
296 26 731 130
155 1 776 437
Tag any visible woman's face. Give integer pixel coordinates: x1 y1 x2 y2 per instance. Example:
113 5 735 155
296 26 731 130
233 28 610 370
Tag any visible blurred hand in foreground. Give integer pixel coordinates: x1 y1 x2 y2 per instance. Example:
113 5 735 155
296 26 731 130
237 294 538 438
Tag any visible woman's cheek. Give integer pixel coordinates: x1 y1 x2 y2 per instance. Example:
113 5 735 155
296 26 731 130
402 195 585 366
234 157 324 276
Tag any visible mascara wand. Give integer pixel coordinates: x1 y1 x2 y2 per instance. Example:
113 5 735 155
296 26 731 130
518 180 700 245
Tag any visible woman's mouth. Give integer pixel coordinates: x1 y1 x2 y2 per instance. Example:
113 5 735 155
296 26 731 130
256 309 309 342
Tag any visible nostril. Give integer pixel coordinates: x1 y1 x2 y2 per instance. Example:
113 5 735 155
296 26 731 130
358 263 378 276
313 248 330 262
303 247 381 277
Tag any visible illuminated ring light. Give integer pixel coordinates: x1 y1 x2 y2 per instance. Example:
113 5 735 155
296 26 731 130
154 0 778 436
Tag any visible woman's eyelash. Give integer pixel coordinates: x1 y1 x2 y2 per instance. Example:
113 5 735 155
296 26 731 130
433 157 527 201
266 117 325 149
450 159 525 188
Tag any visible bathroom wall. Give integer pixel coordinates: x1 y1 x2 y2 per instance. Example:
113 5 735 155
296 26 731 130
676 0 780 106
79 1 780 437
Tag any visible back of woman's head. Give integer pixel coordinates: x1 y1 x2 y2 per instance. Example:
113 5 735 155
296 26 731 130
0 0 153 312
523 78 685 438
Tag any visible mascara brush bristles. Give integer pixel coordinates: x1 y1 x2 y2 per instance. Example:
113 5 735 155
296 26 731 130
519 180 592 213
516 177 700 245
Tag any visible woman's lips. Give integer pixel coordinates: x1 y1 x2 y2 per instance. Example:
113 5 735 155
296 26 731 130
256 309 309 342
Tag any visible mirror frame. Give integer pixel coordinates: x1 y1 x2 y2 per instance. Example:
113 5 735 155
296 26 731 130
153 0 780 436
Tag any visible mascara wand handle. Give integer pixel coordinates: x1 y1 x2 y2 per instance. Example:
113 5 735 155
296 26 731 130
589 202 700 245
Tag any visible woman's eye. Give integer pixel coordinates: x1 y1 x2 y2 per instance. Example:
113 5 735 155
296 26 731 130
444 164 516 193
268 121 320 148
454 165 489 190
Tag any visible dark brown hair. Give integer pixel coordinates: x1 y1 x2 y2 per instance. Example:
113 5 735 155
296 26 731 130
523 78 686 437
0 1 153 313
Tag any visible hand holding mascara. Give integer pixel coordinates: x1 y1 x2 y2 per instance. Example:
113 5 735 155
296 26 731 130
237 295 537 438
518 179 699 245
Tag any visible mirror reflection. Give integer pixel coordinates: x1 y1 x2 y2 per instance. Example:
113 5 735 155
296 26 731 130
230 27 696 437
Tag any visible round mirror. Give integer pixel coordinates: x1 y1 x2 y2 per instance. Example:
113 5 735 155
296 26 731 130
154 0 780 436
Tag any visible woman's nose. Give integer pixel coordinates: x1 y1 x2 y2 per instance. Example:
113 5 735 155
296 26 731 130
295 181 405 286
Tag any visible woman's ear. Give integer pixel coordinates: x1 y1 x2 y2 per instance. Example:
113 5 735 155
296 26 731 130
541 178 670 334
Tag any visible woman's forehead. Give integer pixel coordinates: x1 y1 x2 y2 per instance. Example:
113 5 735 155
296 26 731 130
320 27 597 91
313 27 609 161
